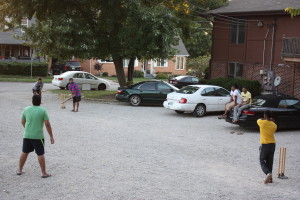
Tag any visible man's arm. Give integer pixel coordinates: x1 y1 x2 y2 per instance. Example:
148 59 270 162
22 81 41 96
21 119 26 128
45 120 54 144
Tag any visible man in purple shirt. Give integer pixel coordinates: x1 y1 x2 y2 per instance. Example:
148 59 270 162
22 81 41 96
68 78 81 112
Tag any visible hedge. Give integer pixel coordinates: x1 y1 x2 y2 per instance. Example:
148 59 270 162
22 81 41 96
133 70 144 78
0 62 48 76
155 73 168 79
204 77 261 97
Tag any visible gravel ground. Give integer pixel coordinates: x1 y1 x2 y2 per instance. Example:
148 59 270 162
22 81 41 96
0 82 299 200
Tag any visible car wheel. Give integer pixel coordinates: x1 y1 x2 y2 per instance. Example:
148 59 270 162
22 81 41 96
59 87 65 90
193 104 206 117
98 83 106 90
130 95 141 106
175 110 184 114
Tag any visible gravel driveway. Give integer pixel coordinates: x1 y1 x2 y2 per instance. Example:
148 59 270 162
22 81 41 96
0 82 299 200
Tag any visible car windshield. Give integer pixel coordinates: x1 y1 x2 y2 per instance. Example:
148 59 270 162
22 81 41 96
66 61 80 66
177 86 199 94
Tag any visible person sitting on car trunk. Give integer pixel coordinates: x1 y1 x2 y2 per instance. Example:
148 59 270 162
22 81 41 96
232 86 252 123
68 78 81 112
219 84 242 119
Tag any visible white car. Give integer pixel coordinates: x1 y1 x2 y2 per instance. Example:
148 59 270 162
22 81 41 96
163 85 231 117
52 71 110 90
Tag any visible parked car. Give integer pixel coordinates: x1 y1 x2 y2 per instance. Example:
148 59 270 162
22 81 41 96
225 94 300 129
52 71 110 90
168 75 199 88
163 85 231 117
51 60 82 75
116 81 178 106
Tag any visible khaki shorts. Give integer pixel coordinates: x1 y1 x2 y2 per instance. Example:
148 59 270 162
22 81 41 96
225 101 235 111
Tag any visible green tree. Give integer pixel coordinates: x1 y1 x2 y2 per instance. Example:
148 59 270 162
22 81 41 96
187 55 210 78
0 0 180 86
285 7 300 17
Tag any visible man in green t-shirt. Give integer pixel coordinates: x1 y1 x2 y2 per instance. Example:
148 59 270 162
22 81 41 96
17 95 54 178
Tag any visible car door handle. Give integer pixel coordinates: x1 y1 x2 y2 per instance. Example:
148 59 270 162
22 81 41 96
203 99 206 100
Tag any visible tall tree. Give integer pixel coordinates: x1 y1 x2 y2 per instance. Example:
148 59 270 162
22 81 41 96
0 0 180 86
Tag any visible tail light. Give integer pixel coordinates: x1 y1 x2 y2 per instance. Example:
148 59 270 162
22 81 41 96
179 98 187 104
242 110 255 115
64 65 67 70
117 90 122 94
58 78 63 81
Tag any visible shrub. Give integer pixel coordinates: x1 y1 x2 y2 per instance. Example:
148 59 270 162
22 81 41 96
0 62 48 76
204 77 261 97
133 70 144 78
102 72 109 77
155 73 168 79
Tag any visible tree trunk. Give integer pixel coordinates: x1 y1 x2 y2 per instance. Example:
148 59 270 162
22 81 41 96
127 57 135 85
113 57 127 88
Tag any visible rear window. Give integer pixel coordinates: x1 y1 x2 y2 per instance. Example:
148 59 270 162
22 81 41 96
66 61 81 66
177 86 199 94
251 98 267 106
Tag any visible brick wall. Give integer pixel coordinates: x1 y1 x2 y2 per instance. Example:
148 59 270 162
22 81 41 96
211 61 300 99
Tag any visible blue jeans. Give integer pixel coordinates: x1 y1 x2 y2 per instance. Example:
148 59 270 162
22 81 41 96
233 104 250 121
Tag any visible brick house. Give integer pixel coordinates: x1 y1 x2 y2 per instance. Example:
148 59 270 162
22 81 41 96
208 0 300 98
0 19 42 61
81 38 189 78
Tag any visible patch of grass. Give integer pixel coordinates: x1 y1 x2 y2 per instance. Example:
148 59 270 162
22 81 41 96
48 89 116 100
0 75 53 83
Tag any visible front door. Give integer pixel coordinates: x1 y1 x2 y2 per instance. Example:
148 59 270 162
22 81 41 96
156 82 173 102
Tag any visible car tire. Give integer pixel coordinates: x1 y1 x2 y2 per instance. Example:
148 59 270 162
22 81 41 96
59 87 65 90
130 95 141 106
98 83 106 90
175 110 184 114
193 104 206 117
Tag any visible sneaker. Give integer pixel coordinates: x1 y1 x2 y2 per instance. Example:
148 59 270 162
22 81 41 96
264 173 272 184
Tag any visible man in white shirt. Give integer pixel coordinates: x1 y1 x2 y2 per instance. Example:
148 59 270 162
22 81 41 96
219 84 242 119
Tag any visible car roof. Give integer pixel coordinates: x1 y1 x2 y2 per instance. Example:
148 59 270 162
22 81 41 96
252 94 299 108
185 84 222 88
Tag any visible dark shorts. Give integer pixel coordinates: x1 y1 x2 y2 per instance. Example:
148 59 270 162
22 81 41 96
22 138 45 156
73 96 81 103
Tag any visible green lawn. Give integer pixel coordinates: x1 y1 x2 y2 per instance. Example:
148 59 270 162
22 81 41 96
0 75 53 83
48 89 116 100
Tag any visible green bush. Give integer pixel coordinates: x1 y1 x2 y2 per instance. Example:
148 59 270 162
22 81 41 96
155 73 169 79
133 70 144 78
204 77 261 97
102 72 109 77
0 62 48 76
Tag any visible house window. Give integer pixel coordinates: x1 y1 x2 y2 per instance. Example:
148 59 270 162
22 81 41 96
21 18 28 33
228 63 243 78
155 59 168 67
123 59 138 67
176 56 185 70
230 21 245 44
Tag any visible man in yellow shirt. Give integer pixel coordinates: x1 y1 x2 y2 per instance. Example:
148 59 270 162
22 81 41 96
257 110 277 184
232 86 252 123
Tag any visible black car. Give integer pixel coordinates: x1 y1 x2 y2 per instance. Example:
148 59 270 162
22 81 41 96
168 75 199 88
116 81 178 106
225 95 300 129
51 60 82 75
